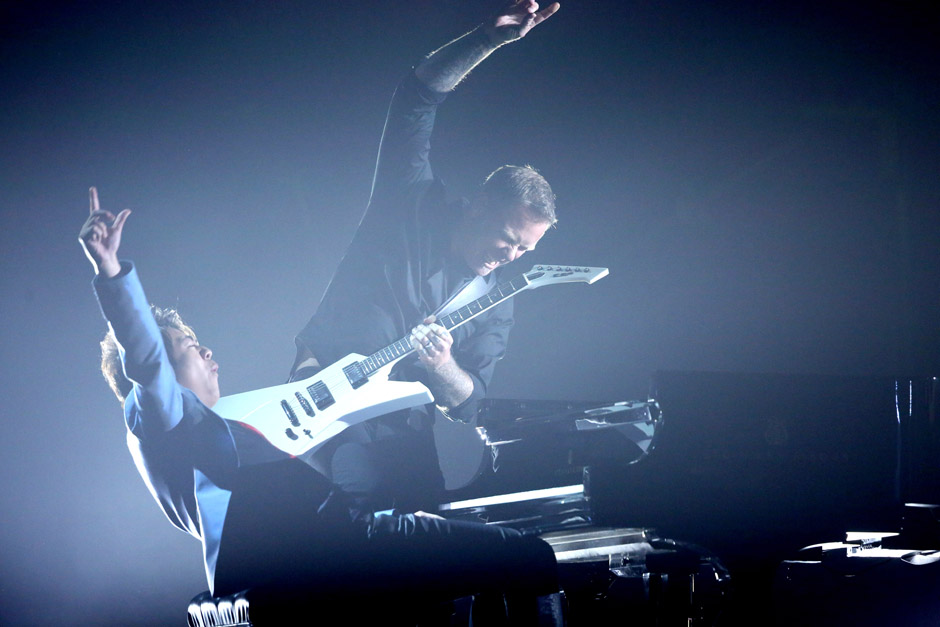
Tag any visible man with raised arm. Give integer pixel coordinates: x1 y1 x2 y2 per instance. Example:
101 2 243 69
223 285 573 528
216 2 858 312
293 0 562 514
83 187 560 621
81 186 296 595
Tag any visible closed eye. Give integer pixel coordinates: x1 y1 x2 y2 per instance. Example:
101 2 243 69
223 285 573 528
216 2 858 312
501 229 535 252
177 336 199 351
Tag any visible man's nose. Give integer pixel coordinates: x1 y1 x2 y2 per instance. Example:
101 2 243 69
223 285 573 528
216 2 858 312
498 245 519 263
201 346 213 360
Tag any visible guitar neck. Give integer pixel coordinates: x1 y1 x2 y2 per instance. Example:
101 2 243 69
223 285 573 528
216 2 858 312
358 272 531 376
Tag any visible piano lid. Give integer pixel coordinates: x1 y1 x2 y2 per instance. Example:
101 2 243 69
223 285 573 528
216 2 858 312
591 370 907 555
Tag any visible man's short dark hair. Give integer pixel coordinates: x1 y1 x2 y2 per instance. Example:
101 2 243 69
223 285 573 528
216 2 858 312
100 306 196 403
481 165 557 225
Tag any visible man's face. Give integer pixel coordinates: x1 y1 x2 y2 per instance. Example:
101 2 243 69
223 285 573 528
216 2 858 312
456 203 552 277
165 327 220 408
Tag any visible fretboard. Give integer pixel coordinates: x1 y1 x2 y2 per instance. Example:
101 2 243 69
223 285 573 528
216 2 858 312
358 272 531 376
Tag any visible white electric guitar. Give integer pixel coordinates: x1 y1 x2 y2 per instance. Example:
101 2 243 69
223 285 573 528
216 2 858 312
213 264 609 456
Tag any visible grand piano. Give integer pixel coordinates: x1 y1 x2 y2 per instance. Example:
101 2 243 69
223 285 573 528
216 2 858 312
438 371 940 624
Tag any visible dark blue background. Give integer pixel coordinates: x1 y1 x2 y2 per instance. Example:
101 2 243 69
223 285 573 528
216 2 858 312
1 1 937 623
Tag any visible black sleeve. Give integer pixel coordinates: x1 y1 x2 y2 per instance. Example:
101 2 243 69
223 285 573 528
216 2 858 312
367 72 449 216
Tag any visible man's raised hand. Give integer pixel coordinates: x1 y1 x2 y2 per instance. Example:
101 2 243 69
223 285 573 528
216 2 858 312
79 187 130 278
484 0 560 46
414 0 559 92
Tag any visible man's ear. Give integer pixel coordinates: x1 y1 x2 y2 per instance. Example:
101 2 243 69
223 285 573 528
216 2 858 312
467 193 487 219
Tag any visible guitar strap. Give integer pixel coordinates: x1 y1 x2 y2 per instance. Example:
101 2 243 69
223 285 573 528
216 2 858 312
432 275 490 319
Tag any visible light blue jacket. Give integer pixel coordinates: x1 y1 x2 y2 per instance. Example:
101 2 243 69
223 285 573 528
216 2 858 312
94 262 238 593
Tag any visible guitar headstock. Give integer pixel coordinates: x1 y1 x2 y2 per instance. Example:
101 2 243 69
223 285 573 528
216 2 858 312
523 265 609 288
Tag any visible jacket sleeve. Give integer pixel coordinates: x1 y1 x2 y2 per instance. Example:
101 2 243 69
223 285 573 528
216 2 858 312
447 298 515 422
367 71 449 214
93 261 185 439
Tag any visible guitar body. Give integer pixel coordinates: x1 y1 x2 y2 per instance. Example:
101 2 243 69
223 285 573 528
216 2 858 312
212 353 433 457
213 265 609 457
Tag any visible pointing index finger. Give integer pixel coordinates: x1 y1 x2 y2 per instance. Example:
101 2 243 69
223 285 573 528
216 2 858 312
89 187 100 215
534 2 560 26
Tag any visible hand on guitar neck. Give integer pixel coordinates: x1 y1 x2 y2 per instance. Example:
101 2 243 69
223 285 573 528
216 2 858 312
411 315 473 410
291 316 473 410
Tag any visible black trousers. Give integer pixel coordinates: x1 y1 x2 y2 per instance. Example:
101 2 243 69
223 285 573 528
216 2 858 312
290 365 447 517
327 419 446 517
214 460 558 619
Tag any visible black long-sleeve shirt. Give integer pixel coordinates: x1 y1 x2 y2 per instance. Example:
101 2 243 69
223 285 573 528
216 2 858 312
296 72 514 424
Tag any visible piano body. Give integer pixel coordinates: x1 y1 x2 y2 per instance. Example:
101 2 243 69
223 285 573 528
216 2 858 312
438 371 940 623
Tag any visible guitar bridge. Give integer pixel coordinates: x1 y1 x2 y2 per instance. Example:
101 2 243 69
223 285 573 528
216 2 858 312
295 392 315 417
280 400 300 427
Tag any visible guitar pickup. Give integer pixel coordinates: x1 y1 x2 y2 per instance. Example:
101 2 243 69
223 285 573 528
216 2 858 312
307 381 335 410
342 362 368 389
